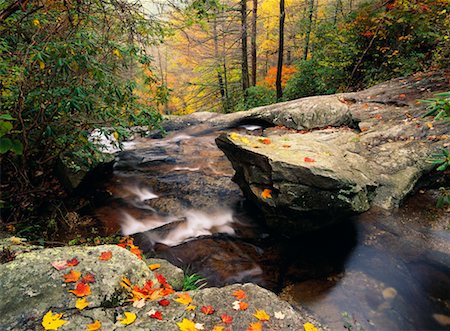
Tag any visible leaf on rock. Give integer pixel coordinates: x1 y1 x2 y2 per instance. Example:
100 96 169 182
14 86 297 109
201 305 215 315
86 320 101 331
282 144 291 148
261 189 272 199
81 273 96 283
259 138 271 145
253 309 270 321
185 304 197 311
274 311 286 319
304 157 315 163
158 298 170 306
149 263 160 270
51 260 68 271
247 321 262 331
177 318 198 331
156 273 167 285
239 302 249 310
66 258 79 266
69 282 91 297
118 312 137 325
41 310 68 330
194 323 205 330
132 298 146 308
175 293 192 305
75 297 89 310
232 289 247 300
303 322 319 331
99 251 112 261
63 269 81 283
221 314 233 324
211 326 225 331
148 310 163 320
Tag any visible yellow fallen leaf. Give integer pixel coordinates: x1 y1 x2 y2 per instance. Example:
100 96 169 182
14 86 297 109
113 131 119 140
253 309 270 321
211 326 224 331
261 189 272 199
41 310 68 330
241 137 251 144
175 293 192 305
229 132 240 141
177 318 199 331
247 321 262 331
33 19 41 27
304 322 319 331
185 304 197 311
118 312 137 325
120 276 132 290
86 320 101 331
426 122 433 129
149 263 161 271
76 297 89 310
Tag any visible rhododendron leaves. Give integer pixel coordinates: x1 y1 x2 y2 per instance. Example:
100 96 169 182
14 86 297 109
63 269 81 283
261 189 272 199
99 251 112 260
247 321 262 331
75 297 89 310
41 311 68 330
303 322 319 331
118 312 137 325
175 293 192 305
86 320 101 331
221 314 233 324
232 289 247 300
158 298 170 306
253 309 270 321
51 260 68 271
149 263 160 270
177 318 198 331
81 273 96 283
201 305 215 315
69 282 91 297
66 258 79 266
304 157 315 163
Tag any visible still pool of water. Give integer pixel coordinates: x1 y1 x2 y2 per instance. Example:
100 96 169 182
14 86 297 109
89 124 449 330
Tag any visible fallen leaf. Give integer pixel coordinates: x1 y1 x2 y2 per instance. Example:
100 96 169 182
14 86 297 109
185 304 197 311
51 261 68 271
86 320 101 331
75 297 89 310
149 310 163 320
133 298 146 308
99 251 112 261
253 309 270 321
41 311 68 330
259 138 271 144
63 269 81 283
232 289 247 300
304 157 316 163
304 322 319 331
66 258 79 266
282 144 291 148
247 321 262 331
81 273 96 283
274 311 285 319
230 132 240 141
399 93 406 99
118 312 137 325
156 273 167 285
239 302 249 310
211 326 225 331
69 282 91 297
129 246 143 259
221 314 233 324
177 318 198 331
194 323 205 330
426 122 433 129
261 189 272 199
360 127 369 132
149 263 160 270
175 293 192 305
158 298 170 306
241 137 251 144
375 114 383 120
201 305 215 315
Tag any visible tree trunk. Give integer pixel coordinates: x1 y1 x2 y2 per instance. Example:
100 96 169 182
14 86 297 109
213 12 227 112
250 0 258 86
303 0 314 60
276 0 285 101
240 0 250 95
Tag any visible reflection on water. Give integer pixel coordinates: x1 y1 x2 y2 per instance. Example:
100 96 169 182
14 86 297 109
89 124 450 331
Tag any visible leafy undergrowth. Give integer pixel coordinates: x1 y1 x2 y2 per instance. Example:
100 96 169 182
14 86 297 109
41 236 320 331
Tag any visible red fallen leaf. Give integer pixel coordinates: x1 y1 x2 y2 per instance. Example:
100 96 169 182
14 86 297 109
99 251 112 261
239 302 249 310
158 299 170 307
81 273 96 283
232 289 247 300
129 246 143 259
156 273 167 285
304 157 316 163
399 93 406 99
69 282 91 297
221 314 233 324
66 258 79 266
201 305 215 315
149 311 163 320
261 138 271 145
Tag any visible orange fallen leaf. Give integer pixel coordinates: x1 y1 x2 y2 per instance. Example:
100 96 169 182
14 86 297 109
304 157 315 163
41 311 68 330
118 312 136 325
201 305 215 315
282 144 291 148
261 189 272 199
260 138 271 145
221 314 233 324
185 304 197 311
238 301 249 310
99 251 112 261
247 321 262 331
426 122 433 129
211 326 225 331
360 127 369 132
375 114 383 120
69 282 91 297
253 309 270 321
63 269 81 283
175 293 192 305
66 258 79 266
399 93 406 99
86 320 101 331
232 289 247 300
75 297 89 310
149 263 160 270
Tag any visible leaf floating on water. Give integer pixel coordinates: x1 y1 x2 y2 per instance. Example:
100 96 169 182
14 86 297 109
175 293 192 305
232 289 247 300
63 269 81 283
75 297 89 310
41 311 68 330
118 312 137 325
303 322 319 331
86 320 101 331
261 189 272 199
99 251 112 261
69 282 91 297
253 309 270 321
304 157 316 163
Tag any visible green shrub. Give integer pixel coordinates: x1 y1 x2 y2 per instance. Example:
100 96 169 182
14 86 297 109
244 85 276 110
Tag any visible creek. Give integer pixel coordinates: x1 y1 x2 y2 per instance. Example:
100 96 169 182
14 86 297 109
87 123 450 330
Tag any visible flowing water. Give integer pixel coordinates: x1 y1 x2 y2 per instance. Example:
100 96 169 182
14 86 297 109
88 124 450 330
